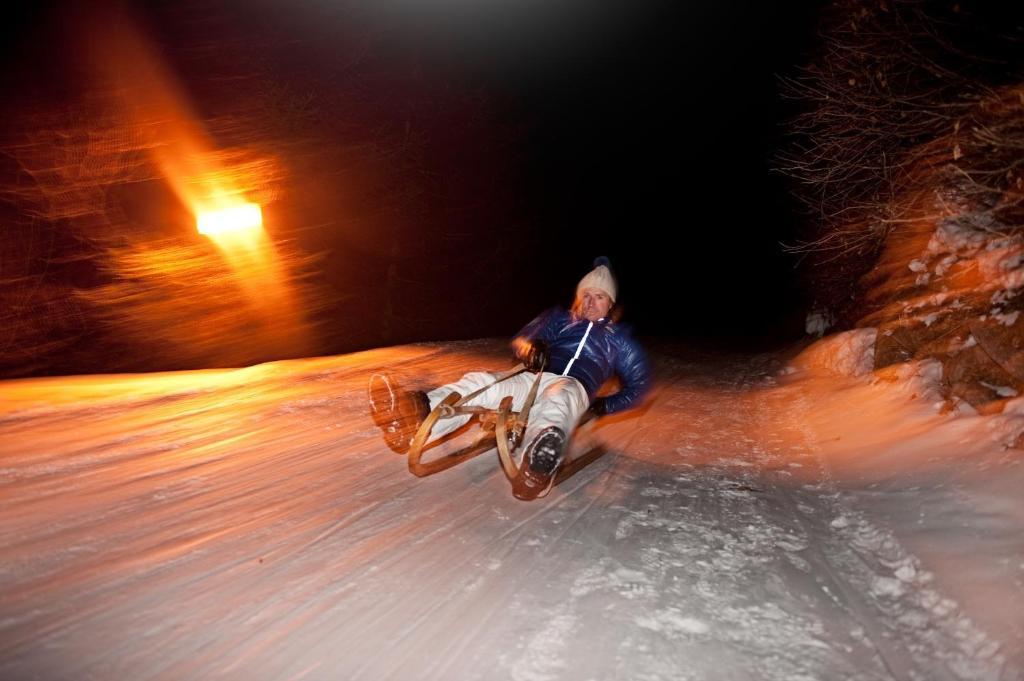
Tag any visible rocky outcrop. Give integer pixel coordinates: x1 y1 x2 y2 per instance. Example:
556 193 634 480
854 88 1024 412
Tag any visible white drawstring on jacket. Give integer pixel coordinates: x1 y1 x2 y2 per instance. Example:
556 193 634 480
562 321 593 377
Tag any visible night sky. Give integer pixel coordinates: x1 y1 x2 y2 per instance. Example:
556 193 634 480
2 1 828 372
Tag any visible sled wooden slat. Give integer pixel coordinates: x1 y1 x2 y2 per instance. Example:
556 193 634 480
408 392 495 477
495 396 523 481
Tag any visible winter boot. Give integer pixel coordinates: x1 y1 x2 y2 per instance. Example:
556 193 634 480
512 426 567 500
368 373 430 454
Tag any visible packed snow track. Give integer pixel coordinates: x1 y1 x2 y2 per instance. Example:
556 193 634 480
1 340 1021 680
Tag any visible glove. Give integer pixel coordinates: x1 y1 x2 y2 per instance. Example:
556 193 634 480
588 397 609 416
521 340 548 373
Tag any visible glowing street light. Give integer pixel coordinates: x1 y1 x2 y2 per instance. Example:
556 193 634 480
197 203 263 236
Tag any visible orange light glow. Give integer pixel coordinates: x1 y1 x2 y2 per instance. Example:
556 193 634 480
79 9 316 361
197 203 263 236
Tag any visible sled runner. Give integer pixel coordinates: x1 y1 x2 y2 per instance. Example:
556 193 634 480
406 363 601 492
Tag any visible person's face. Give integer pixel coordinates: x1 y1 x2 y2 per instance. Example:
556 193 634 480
576 287 613 322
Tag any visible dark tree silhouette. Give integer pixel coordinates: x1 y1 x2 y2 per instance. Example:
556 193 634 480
779 0 1024 321
779 0 1024 409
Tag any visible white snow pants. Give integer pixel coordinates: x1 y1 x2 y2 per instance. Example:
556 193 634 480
426 371 590 446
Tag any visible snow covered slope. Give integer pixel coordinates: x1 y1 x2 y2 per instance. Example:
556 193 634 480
1 339 1021 680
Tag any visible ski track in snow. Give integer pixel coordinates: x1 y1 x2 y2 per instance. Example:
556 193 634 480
0 340 1020 680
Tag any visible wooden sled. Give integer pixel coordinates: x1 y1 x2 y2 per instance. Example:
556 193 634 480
406 364 604 491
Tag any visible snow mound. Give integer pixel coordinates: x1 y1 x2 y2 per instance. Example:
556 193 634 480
790 328 878 378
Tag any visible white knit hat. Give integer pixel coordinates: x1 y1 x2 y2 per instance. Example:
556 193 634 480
576 256 617 302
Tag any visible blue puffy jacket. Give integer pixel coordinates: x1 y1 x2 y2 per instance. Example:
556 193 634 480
514 307 652 415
